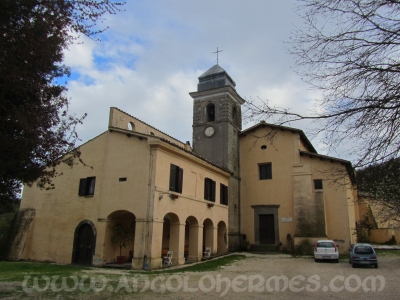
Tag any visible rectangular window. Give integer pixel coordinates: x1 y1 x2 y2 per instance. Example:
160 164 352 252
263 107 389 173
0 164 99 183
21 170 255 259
259 163 272 180
220 184 228 205
78 177 96 196
204 178 216 202
169 164 183 193
314 179 323 190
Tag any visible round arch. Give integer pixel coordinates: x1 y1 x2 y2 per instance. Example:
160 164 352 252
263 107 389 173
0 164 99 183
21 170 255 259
71 220 96 265
203 218 214 255
217 221 228 255
104 210 136 264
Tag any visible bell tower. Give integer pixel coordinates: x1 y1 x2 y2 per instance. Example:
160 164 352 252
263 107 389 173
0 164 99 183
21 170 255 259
190 64 245 250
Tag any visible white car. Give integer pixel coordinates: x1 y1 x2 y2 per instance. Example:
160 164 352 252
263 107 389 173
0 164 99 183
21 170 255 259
314 240 339 263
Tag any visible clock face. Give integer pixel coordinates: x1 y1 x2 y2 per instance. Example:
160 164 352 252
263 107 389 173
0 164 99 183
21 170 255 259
204 126 215 137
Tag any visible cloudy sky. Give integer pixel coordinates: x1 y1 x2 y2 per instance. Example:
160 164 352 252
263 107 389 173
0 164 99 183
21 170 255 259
63 0 349 160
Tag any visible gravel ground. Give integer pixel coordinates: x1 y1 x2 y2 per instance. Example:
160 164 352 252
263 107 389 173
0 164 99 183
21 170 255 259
5 253 399 299
122 252 400 299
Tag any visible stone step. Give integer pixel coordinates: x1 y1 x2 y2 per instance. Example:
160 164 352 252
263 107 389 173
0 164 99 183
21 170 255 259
249 244 282 253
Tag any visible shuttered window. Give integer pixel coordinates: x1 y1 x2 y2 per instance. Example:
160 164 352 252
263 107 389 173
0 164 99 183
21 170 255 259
220 184 228 205
204 178 216 202
169 164 183 193
78 177 96 196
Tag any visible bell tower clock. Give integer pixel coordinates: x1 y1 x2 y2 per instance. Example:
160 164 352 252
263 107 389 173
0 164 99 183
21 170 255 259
190 64 245 251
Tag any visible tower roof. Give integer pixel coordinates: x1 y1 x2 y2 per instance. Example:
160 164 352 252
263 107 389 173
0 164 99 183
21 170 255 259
197 64 236 92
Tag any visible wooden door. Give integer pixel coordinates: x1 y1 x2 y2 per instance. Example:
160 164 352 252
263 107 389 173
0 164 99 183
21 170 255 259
74 224 94 264
259 214 275 244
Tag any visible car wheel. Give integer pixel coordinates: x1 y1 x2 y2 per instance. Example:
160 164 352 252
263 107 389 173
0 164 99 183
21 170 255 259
374 263 378 269
335 259 339 263
315 258 319 263
352 263 356 268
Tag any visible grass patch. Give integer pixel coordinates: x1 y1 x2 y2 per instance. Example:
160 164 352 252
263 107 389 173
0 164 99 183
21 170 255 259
149 254 247 274
375 249 400 257
0 261 88 282
0 255 247 298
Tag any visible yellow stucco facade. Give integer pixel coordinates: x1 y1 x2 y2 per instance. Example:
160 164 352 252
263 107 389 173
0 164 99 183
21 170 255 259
17 64 358 269
20 108 230 270
239 122 357 253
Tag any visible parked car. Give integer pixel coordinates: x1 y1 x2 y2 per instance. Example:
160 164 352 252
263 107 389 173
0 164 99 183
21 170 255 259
314 240 339 262
348 243 378 268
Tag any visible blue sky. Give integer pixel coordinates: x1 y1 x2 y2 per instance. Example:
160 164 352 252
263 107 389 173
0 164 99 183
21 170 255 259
62 0 352 161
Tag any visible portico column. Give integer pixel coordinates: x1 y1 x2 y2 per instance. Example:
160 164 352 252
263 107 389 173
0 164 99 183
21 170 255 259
212 226 218 255
131 219 146 270
188 224 203 261
170 221 186 265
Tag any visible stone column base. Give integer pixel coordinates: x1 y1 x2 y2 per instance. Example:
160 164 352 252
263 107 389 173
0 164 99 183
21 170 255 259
131 257 144 270
187 255 200 262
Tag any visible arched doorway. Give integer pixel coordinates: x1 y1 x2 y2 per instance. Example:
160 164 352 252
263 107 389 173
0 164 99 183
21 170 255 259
203 218 214 256
104 210 136 263
161 213 180 264
72 220 96 265
217 221 228 255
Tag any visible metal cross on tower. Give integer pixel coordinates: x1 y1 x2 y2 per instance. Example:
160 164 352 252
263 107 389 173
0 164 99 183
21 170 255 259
213 47 223 65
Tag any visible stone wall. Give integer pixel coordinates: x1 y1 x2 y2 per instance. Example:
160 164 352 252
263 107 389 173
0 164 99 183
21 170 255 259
7 208 35 261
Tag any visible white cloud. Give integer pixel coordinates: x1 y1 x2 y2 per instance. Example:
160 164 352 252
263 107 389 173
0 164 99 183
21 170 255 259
61 0 354 161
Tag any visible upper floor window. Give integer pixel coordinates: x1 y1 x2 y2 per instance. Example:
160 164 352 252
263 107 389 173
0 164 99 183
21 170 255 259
206 103 215 122
259 163 272 180
314 179 323 190
220 184 228 205
204 178 216 202
78 177 96 196
169 164 183 193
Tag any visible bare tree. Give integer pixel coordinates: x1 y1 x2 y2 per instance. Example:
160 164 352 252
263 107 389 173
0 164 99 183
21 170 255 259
244 0 400 168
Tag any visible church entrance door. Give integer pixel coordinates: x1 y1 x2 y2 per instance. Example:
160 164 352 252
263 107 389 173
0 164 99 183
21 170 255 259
73 224 95 264
259 214 275 244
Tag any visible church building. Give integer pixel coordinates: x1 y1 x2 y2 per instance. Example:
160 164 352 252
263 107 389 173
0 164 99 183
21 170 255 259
16 64 357 269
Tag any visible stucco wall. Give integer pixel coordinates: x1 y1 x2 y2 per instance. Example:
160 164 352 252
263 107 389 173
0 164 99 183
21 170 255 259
21 133 106 263
239 125 356 253
19 129 230 268
19 131 152 264
240 127 296 245
369 229 399 244
299 155 355 251
109 107 185 147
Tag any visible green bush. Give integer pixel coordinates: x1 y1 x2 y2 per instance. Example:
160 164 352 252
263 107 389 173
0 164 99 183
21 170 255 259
0 213 16 259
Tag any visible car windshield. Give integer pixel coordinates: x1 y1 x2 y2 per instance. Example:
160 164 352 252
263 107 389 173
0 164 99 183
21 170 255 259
354 246 374 254
317 242 334 248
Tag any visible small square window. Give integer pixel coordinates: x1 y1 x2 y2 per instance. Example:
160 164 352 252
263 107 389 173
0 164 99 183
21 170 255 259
314 179 323 190
259 163 272 180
